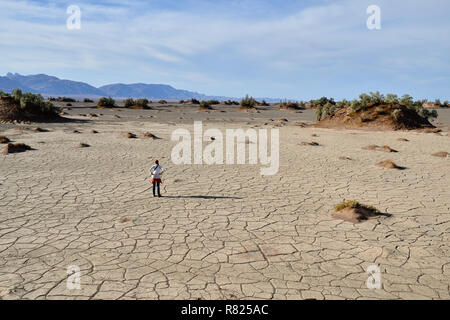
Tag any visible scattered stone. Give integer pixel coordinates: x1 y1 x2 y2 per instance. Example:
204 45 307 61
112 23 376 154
119 217 131 223
72 130 81 134
113 115 121 119
432 152 449 158
1 143 32 155
339 156 352 160
90 130 99 134
77 143 90 148
397 138 409 142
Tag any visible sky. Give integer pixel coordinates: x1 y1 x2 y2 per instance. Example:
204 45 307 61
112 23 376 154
0 0 449 100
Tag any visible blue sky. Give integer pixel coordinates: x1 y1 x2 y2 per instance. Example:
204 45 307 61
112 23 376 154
0 0 449 100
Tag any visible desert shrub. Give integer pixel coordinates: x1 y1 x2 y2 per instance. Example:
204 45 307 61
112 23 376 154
368 91 385 103
316 101 337 121
259 100 269 106
189 98 200 104
391 109 403 121
0 89 62 120
66 103 72 106
224 100 239 105
434 99 442 107
136 98 149 108
97 97 115 108
0 90 11 98
12 88 22 100
158 100 167 104
199 101 213 110
336 99 349 109
179 100 185 104
334 200 380 213
206 100 220 105
124 98 135 108
311 97 335 109
57 97 76 103
83 98 94 103
240 94 257 108
280 100 303 110
384 93 399 104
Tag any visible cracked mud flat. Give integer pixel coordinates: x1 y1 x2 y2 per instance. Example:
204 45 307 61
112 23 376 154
0 104 449 300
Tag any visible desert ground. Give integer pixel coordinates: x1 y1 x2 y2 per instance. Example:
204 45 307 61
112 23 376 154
0 102 449 300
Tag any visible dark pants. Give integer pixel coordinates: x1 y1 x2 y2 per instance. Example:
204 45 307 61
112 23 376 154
153 182 161 196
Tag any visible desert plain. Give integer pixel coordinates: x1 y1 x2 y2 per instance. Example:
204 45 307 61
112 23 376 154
0 102 449 300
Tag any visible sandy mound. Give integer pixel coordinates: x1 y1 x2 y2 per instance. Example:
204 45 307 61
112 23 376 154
140 132 159 139
123 132 137 139
33 127 49 132
432 152 449 158
0 136 10 144
1 143 32 155
0 94 62 122
363 145 398 153
299 141 320 146
316 103 434 130
332 200 388 223
376 159 405 170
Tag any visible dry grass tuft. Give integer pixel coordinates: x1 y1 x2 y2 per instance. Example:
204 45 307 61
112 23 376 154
432 152 449 158
332 200 386 223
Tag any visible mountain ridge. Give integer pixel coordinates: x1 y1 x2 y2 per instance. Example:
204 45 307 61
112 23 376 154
0 73 280 102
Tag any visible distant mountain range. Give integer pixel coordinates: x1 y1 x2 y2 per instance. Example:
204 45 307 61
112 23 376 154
0 73 280 102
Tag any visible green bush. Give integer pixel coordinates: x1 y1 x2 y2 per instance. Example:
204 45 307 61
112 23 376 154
136 98 149 108
384 94 399 104
124 98 135 108
1 89 62 118
240 94 257 108
97 97 115 108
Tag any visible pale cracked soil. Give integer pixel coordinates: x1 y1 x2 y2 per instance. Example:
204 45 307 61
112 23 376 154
1 106 449 300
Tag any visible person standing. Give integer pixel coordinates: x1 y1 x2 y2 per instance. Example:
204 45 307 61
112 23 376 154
150 160 165 197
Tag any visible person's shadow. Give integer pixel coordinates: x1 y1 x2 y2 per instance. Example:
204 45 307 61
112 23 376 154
163 195 242 199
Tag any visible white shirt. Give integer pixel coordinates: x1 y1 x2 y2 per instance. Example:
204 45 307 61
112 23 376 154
150 164 165 179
